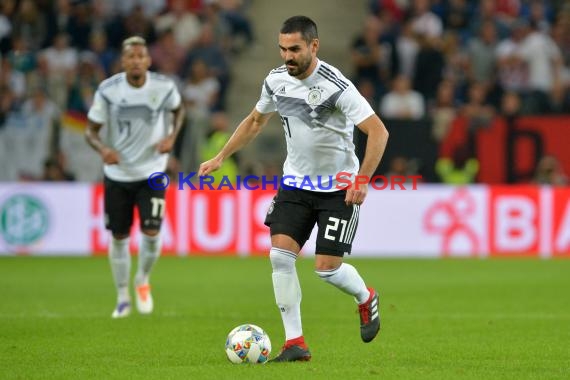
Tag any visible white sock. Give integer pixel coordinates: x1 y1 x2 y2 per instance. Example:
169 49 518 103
109 236 131 303
135 233 161 286
316 263 370 304
270 247 303 341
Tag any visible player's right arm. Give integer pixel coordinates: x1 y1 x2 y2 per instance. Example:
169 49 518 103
85 120 120 164
85 88 120 165
198 108 274 176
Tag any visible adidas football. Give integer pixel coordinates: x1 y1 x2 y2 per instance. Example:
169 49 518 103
225 324 272 364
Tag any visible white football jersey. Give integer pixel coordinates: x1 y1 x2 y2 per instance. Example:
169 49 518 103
256 59 375 192
88 71 181 181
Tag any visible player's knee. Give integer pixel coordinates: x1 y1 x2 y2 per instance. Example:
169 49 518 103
314 254 342 272
270 233 301 252
315 262 341 271
269 247 297 272
315 265 341 281
142 229 160 237
110 236 130 258
112 232 129 240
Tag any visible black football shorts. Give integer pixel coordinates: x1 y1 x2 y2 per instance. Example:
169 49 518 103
264 185 360 256
104 176 166 235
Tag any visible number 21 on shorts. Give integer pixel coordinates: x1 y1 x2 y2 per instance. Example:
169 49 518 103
324 216 356 244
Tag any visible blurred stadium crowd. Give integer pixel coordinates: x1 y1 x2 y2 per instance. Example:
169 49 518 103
0 0 253 181
355 0 569 185
0 0 568 185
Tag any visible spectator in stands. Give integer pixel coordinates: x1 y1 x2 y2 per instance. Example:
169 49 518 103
412 34 445 103
159 58 184 92
351 15 387 92
461 82 495 131
6 34 37 77
183 23 230 110
200 111 239 184
548 81 570 114
467 20 497 87
0 84 16 128
441 0 471 35
0 0 239 183
0 0 15 54
165 156 182 185
12 0 47 51
1 0 569 185
218 0 256 53
38 33 78 110
550 17 570 73
380 75 425 120
0 58 26 104
16 86 60 180
495 0 522 25
385 155 420 183
150 29 186 77
395 19 419 79
411 0 443 39
106 0 166 19
42 152 75 182
518 20 563 113
90 1 114 33
369 0 405 23
180 59 221 172
500 91 522 120
166 0 203 13
202 0 233 53
532 155 568 186
430 79 458 142
356 79 378 111
436 146 479 185
441 31 469 89
183 58 220 120
66 1 93 50
182 56 220 155
122 5 157 45
528 0 552 33
469 0 510 41
88 30 117 77
67 52 105 114
495 20 529 95
45 0 72 49
155 0 202 50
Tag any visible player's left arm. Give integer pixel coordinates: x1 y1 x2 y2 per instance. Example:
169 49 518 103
157 83 186 154
157 103 185 154
346 114 389 205
336 80 389 206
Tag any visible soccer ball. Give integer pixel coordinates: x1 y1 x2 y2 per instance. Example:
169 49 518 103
225 324 272 364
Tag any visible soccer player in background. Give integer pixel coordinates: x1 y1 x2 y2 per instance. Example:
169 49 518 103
85 36 185 318
199 16 389 361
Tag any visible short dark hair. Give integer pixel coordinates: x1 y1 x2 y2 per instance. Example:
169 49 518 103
122 36 146 52
280 16 318 44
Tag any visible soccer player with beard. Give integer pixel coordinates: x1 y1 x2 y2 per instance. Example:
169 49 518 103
199 16 389 361
86 36 185 318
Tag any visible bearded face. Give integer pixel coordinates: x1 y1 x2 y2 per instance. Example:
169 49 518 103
278 32 318 80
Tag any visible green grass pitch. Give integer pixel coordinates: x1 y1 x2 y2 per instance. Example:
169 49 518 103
1 256 569 380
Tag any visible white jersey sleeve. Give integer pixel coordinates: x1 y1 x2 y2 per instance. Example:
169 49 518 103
335 84 375 126
164 84 182 110
255 80 277 114
87 89 108 124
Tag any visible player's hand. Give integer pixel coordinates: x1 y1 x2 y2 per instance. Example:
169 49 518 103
345 181 368 206
100 147 120 165
198 157 223 176
156 136 175 154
